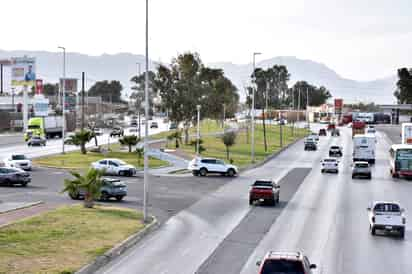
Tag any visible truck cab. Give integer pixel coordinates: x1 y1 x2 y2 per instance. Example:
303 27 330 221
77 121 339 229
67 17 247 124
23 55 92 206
24 117 44 141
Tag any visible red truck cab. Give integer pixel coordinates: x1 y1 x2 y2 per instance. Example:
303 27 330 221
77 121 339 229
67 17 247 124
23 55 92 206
249 180 280 206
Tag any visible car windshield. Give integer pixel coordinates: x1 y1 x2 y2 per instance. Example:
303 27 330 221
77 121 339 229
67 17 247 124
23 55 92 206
324 159 336 162
254 180 272 186
374 203 400 212
331 146 340 149
261 259 304 274
356 163 369 168
115 160 127 166
12 155 27 160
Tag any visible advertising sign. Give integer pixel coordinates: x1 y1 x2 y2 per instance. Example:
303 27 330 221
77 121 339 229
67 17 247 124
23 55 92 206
35 79 43 95
11 57 36 86
33 95 49 117
334 98 343 114
60 78 78 93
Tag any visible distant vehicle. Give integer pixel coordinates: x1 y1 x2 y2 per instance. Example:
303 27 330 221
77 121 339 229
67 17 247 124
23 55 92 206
110 127 124 137
0 167 31 186
321 158 339 173
352 121 366 137
367 201 405 238
356 112 374 124
304 138 317 151
308 133 319 142
256 251 317 274
68 177 127 201
331 128 340 137
150 121 159 128
24 116 63 141
352 161 372 179
329 146 343 157
366 127 376 135
319 129 327 136
249 180 280 206
327 123 336 131
401 123 412 145
130 119 138 127
123 127 139 137
353 134 376 164
169 122 178 130
93 128 104 136
91 159 136 176
389 144 412 178
342 114 353 124
188 157 238 177
3 154 32 171
27 136 47 146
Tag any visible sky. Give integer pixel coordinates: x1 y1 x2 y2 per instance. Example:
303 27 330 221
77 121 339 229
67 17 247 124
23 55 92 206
1 0 411 81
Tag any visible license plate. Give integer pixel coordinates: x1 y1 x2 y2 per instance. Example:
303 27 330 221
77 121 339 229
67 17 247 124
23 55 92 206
385 226 393 230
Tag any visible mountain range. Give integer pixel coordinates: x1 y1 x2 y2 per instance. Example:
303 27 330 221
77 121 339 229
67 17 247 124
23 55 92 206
0 50 397 104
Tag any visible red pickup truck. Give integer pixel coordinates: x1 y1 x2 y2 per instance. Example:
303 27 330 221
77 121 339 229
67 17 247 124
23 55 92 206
249 180 280 206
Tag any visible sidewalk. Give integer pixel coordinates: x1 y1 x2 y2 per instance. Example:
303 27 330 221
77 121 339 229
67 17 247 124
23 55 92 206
0 202 58 228
147 148 190 175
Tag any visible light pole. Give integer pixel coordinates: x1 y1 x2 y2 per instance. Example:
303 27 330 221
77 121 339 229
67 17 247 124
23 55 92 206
196 105 201 155
143 0 149 223
58 46 66 154
251 52 261 163
222 103 225 128
136 62 142 139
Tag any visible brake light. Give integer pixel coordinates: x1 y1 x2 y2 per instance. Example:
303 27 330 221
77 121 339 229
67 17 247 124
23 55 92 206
372 217 375 223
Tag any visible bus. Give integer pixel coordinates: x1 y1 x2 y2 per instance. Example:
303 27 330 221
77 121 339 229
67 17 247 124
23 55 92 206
389 144 412 178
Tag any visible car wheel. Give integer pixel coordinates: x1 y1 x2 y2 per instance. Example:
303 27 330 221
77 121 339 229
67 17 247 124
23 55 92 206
192 171 199 176
119 171 125 176
368 174 372 179
21 182 28 187
352 174 355 179
199 168 207 177
69 192 79 200
249 198 254 205
276 195 280 204
227 169 235 177
321 169 324 173
116 196 124 201
371 226 376 236
400 227 405 239
270 199 276 206
101 192 109 201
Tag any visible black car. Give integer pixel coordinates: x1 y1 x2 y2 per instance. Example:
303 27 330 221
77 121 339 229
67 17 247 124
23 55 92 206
319 129 327 136
331 128 340 136
329 146 343 157
304 141 317 151
0 167 31 186
110 127 124 137
150 122 159 128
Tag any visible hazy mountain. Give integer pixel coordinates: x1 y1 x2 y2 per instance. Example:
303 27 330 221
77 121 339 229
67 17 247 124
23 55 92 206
210 56 397 104
0 50 397 104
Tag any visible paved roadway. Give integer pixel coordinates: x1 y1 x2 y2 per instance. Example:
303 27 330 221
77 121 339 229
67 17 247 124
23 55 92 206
102 124 412 274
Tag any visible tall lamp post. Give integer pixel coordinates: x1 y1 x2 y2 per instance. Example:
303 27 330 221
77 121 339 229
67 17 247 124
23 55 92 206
196 105 201 155
143 0 149 223
136 62 142 139
58 46 66 154
251 52 261 163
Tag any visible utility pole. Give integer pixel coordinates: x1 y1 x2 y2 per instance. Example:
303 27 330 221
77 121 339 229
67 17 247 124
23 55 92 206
222 103 225 128
306 87 310 128
81 72 85 130
143 0 149 223
297 87 301 124
251 52 261 163
0 64 3 94
137 62 142 140
58 46 66 154
196 105 201 155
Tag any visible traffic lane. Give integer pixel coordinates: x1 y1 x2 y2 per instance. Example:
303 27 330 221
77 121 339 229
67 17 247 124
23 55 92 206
101 126 326 274
376 124 401 144
239 126 348 274
0 134 24 148
0 167 229 224
196 168 311 274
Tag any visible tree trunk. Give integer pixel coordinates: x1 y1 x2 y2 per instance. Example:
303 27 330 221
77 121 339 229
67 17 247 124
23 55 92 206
184 127 189 145
129 144 132 153
262 108 267 152
94 136 98 147
84 192 94 208
226 146 229 160
81 143 87 154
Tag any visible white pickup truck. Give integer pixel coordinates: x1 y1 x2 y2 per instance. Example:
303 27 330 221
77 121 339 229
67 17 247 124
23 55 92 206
368 201 406 238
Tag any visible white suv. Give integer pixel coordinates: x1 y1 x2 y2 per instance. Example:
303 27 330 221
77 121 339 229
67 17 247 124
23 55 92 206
368 201 406 238
91 158 136 176
4 154 32 171
188 157 238 177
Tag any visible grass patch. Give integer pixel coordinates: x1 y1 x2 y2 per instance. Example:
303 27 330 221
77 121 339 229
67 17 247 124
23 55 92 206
0 205 145 274
180 124 308 168
150 119 224 140
33 147 168 170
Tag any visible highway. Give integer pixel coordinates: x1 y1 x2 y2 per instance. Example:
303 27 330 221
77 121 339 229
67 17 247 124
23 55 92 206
102 124 412 274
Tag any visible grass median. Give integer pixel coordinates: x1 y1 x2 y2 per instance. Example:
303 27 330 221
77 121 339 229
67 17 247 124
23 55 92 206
33 147 168 170
150 119 224 140
0 205 146 274
180 124 308 168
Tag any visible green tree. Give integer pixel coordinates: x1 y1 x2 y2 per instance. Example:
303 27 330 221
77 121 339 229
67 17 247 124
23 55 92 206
130 70 157 115
119 135 140 152
61 168 104 208
167 131 182 148
64 130 94 154
221 131 237 160
136 147 144 165
394 68 412 104
88 80 124 103
291 81 332 109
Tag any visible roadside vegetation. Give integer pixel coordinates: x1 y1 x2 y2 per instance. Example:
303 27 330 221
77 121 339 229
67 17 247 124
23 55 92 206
0 205 145 274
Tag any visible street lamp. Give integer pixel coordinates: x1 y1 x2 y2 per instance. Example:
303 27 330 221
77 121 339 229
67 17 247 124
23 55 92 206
58 46 66 154
196 105 201 155
143 0 149 223
251 52 261 163
137 62 142 139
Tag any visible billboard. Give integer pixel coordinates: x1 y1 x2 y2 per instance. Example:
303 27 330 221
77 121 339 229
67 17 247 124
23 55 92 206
11 57 36 86
33 96 49 117
60 78 78 93
334 98 343 114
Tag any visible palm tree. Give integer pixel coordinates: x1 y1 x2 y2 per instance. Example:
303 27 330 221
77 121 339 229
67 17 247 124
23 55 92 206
119 135 140 152
64 130 94 154
136 147 144 166
61 168 104 208
167 131 182 148
221 130 237 160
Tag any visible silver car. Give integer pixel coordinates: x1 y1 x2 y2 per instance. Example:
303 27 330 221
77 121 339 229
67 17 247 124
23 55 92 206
28 136 47 146
0 167 31 186
352 161 372 179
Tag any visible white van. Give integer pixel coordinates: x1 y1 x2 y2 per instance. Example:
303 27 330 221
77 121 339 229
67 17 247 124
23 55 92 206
353 134 376 164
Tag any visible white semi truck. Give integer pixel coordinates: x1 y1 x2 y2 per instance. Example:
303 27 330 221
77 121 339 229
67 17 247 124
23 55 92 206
353 134 376 164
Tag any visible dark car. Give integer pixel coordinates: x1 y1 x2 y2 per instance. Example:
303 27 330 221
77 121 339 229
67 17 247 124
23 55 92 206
27 136 46 146
331 128 340 136
169 122 177 130
329 146 343 157
319 129 327 136
249 180 280 206
0 167 31 186
150 121 159 128
68 178 127 201
304 140 317 151
257 251 316 274
110 127 124 137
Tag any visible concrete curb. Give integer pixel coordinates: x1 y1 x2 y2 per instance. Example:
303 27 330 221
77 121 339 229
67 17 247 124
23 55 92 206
75 216 159 274
0 200 44 215
239 135 307 173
